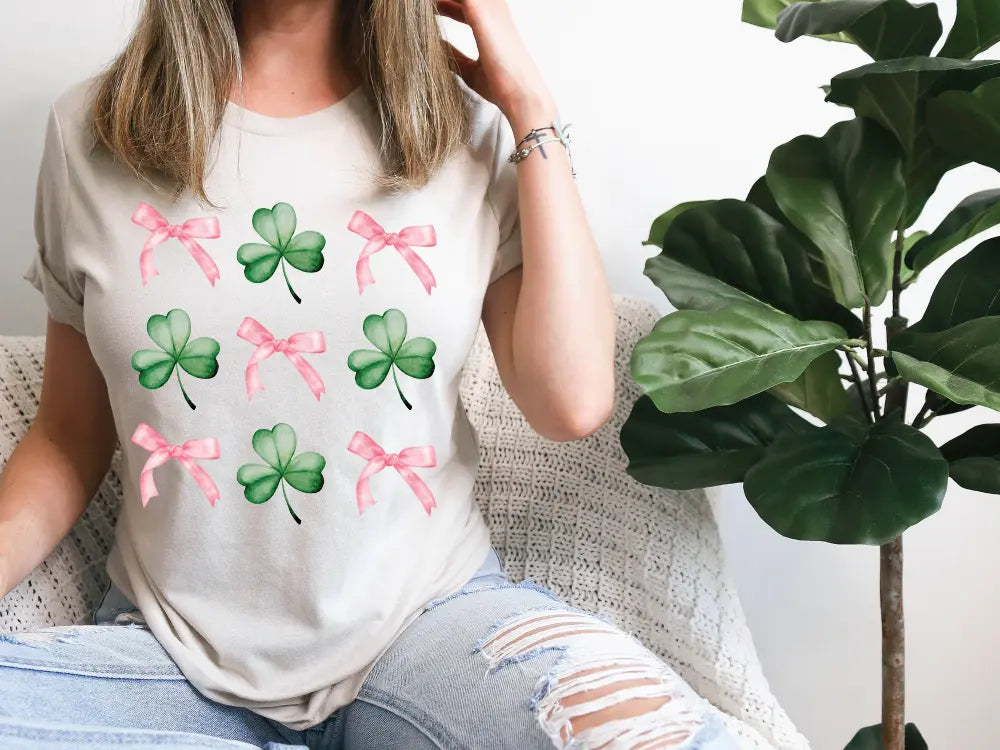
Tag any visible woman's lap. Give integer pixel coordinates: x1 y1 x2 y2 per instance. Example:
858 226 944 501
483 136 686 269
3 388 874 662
0 560 740 750
0 622 304 749
342 579 739 749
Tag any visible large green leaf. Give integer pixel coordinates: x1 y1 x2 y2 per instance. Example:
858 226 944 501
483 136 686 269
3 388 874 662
743 0 849 40
747 176 841 302
643 200 862 335
892 317 1000 410
906 189 1000 272
927 78 1000 172
828 58 1000 155
844 723 928 750
940 424 1000 493
827 57 1000 225
898 230 929 286
744 419 948 544
644 202 711 249
621 393 810 491
911 238 1000 333
766 117 906 307
776 0 942 60
631 303 850 414
939 0 1000 59
768 351 855 424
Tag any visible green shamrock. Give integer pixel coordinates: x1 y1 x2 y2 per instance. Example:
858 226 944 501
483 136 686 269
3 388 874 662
236 423 326 525
131 309 220 410
347 308 436 410
237 202 326 304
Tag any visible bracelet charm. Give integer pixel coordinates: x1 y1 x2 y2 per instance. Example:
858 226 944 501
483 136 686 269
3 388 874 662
508 114 576 178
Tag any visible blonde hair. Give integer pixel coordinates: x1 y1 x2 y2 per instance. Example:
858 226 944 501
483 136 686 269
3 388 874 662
92 0 472 205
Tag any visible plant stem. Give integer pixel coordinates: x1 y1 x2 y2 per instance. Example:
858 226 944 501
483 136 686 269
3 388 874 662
280 481 302 525
863 301 882 421
843 347 868 370
912 403 933 429
176 369 196 410
846 353 875 424
892 243 904 320
281 260 302 304
391 367 412 410
881 536 905 750
880 223 910 750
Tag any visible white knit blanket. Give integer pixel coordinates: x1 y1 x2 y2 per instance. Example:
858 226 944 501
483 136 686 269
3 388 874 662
0 295 809 750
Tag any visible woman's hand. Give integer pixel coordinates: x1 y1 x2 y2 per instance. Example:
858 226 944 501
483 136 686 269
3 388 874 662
435 0 556 120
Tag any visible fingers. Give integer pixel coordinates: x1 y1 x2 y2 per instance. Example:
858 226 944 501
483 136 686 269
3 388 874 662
444 40 478 79
435 0 467 24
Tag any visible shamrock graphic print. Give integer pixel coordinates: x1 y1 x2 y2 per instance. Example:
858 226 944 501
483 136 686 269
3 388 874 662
348 308 436 410
237 203 326 304
131 309 220 410
237 423 327 525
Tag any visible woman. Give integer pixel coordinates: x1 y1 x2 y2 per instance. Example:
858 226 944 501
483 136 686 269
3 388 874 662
0 1 740 748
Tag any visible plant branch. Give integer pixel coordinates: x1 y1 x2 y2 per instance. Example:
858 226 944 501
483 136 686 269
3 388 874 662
843 347 868 369
846 353 875 424
863 301 883 421
878 378 901 397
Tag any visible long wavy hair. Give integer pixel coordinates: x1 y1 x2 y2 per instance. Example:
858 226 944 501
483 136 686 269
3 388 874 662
91 0 472 205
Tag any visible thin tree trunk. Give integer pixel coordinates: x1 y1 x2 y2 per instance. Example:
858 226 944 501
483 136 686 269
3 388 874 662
881 536 905 750
882 226 908 748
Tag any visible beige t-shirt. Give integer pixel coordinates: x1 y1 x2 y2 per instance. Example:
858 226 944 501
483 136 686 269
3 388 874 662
23 74 523 729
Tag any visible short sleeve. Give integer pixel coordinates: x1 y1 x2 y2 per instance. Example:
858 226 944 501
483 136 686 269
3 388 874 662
23 104 87 335
486 112 523 285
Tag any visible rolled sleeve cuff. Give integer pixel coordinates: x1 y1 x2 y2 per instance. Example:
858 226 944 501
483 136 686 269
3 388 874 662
23 252 86 335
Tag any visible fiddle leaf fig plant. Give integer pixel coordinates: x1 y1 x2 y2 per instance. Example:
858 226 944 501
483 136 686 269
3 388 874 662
621 2 1000 748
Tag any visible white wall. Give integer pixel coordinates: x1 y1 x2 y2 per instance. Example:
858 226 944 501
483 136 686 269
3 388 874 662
3 2 998 748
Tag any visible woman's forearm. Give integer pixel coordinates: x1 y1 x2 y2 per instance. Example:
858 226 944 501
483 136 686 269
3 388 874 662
0 418 116 598
503 91 617 439
0 318 118 598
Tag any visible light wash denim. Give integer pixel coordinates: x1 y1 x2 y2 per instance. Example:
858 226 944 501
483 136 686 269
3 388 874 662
0 550 740 749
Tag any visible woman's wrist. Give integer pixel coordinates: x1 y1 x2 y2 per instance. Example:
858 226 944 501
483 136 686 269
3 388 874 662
500 87 559 136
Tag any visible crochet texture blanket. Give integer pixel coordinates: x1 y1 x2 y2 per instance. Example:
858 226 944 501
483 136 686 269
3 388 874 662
0 295 809 750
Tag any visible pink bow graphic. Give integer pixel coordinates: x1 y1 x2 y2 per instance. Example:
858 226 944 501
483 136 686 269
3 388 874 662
347 431 437 515
130 423 221 508
132 202 221 286
347 210 437 295
237 317 326 401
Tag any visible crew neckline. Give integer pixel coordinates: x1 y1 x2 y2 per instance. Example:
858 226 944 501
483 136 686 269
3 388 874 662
223 85 365 136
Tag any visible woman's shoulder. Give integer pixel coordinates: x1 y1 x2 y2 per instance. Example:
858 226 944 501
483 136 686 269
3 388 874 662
45 74 102 155
450 71 512 166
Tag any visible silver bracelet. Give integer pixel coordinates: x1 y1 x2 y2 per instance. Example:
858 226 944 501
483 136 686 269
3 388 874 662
508 115 576 177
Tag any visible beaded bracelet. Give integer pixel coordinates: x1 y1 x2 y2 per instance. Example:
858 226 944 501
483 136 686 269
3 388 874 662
508 115 576 178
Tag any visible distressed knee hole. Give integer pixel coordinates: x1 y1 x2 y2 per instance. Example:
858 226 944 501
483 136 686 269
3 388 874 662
479 611 711 749
0 626 83 649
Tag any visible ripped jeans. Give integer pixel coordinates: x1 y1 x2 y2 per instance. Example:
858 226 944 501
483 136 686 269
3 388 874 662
0 549 740 749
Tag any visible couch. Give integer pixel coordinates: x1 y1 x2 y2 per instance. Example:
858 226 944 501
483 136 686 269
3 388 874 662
0 295 809 749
